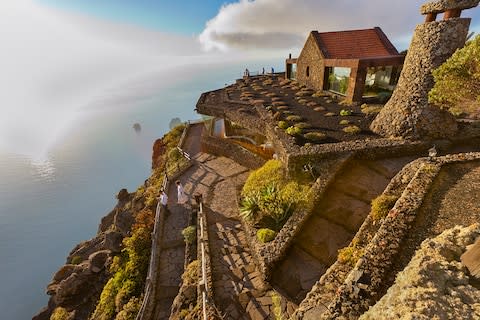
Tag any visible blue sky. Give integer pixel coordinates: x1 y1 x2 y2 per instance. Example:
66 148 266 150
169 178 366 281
38 0 228 35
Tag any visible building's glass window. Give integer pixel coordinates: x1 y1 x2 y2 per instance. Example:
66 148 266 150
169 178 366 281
363 65 402 100
327 67 350 95
287 63 297 80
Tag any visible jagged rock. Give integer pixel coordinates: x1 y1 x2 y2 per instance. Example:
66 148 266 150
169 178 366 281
371 13 471 139
98 208 117 233
421 0 480 14
51 264 77 283
104 230 123 253
88 250 110 273
116 188 130 202
113 209 134 235
360 224 480 319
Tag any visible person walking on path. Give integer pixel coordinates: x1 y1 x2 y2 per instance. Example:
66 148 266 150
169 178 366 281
176 180 188 204
158 189 169 212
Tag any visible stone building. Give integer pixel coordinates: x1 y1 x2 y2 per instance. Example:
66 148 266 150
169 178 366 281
370 0 479 139
286 27 405 102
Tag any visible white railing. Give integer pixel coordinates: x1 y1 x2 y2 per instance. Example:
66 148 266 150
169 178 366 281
198 201 209 320
136 123 193 320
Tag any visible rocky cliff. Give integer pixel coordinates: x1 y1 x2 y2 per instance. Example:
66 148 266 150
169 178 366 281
32 189 141 320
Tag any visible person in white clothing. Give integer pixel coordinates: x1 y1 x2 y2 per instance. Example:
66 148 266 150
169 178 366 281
176 180 188 204
158 189 169 213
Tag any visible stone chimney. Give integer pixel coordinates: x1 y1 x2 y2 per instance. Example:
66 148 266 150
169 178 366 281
370 0 479 139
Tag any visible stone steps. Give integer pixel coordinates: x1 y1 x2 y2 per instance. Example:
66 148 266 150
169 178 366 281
271 157 416 304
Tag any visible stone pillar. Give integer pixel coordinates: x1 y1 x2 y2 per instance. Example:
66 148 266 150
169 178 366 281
371 0 479 139
347 66 367 103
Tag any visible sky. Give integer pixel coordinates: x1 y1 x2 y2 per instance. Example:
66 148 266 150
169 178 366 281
2 0 480 157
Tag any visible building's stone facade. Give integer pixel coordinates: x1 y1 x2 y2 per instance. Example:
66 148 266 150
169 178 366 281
296 33 326 91
371 5 476 139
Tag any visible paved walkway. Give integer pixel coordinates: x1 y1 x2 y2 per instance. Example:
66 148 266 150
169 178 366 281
153 122 296 319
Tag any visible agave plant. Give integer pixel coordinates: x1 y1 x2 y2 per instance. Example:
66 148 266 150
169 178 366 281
240 194 260 221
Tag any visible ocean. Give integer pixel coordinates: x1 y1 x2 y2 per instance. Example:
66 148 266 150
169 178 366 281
0 61 282 319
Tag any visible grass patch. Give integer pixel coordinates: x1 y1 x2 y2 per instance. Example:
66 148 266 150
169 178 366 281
71 255 83 265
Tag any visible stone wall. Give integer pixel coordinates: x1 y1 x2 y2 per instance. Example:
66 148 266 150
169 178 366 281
201 135 266 170
293 152 480 319
296 33 326 91
371 17 471 139
240 155 353 280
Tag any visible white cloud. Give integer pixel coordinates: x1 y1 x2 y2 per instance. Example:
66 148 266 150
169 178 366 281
0 0 207 157
199 0 480 52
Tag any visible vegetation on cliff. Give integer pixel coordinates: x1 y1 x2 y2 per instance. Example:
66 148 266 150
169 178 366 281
90 125 186 320
429 35 480 117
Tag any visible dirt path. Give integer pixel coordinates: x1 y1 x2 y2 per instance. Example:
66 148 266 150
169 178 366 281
271 156 416 304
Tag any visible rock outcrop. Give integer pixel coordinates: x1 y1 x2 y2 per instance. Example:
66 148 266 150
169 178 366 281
33 189 135 320
152 138 166 169
371 0 479 139
360 224 480 319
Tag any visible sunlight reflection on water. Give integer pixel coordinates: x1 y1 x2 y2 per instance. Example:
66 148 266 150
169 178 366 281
30 155 56 182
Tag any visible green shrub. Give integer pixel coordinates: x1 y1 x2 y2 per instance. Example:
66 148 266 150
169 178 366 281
339 119 350 125
429 35 480 114
371 194 398 221
240 194 261 221
242 160 284 197
278 121 289 129
339 109 352 116
50 307 70 320
71 255 83 265
294 122 312 129
285 115 303 122
182 260 199 285
182 226 197 245
285 126 303 136
343 125 361 134
256 228 277 243
304 132 327 142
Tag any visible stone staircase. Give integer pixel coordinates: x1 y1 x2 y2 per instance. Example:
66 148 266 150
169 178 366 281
271 156 416 303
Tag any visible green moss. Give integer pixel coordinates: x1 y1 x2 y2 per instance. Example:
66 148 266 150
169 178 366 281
339 109 352 116
50 307 70 320
285 126 303 136
338 244 364 267
71 255 83 265
371 194 398 221
278 121 289 129
257 228 277 243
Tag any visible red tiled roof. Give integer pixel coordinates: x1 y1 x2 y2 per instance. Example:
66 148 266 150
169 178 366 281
312 27 399 59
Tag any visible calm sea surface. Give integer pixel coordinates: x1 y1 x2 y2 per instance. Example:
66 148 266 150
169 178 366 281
0 61 281 319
